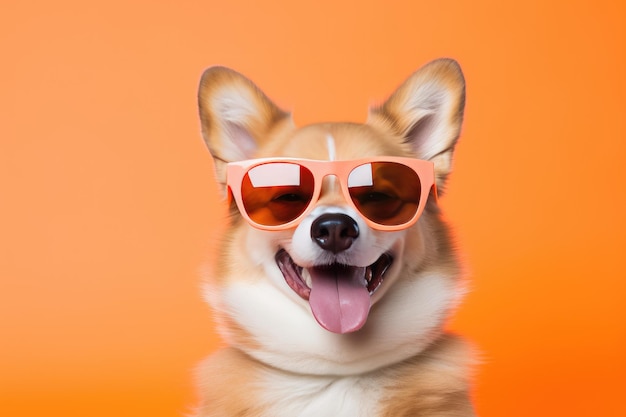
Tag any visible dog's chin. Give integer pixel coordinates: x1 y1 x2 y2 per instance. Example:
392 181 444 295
275 249 393 334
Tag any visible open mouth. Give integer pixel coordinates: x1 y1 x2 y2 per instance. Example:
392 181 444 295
275 249 393 334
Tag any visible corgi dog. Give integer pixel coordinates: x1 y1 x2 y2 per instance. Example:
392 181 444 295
195 58 475 416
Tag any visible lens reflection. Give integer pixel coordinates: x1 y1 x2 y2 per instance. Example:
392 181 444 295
241 163 315 226
349 162 421 225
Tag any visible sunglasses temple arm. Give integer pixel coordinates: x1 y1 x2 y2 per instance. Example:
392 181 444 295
429 184 439 203
225 185 234 205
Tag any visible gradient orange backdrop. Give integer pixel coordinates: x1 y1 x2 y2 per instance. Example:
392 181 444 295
1 1 625 416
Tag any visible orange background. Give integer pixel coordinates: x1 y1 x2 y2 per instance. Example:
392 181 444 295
1 1 625 416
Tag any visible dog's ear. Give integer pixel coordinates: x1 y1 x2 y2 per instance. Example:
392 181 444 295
368 59 465 192
198 67 292 189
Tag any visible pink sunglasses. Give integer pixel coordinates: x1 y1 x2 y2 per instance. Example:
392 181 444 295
226 157 437 231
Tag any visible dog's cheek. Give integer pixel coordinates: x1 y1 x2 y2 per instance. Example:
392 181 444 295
287 217 322 267
343 226 404 267
242 226 299 290
244 227 281 264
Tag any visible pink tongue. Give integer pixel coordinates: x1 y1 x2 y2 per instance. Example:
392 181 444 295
308 265 371 334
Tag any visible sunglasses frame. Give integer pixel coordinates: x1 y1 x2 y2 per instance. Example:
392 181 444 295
226 156 437 231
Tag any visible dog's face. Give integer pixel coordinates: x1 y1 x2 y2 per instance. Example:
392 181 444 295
199 59 466 375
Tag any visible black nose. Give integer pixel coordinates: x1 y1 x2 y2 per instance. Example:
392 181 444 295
310 213 359 254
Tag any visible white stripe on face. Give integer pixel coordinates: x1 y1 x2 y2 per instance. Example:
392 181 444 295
325 134 337 192
326 134 336 161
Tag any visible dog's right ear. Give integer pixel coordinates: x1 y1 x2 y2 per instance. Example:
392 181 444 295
367 59 465 193
198 67 292 190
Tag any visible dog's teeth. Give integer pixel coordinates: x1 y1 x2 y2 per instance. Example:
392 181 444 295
301 268 312 288
365 267 373 283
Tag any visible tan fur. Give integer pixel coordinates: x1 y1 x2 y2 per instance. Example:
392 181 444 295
377 335 475 417
195 59 475 416
195 348 268 417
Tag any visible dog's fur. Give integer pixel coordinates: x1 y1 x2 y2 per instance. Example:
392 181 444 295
195 59 475 416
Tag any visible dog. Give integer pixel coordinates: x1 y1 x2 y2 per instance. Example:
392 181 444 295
195 58 475 416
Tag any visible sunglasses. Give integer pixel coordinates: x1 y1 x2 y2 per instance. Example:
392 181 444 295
226 157 437 231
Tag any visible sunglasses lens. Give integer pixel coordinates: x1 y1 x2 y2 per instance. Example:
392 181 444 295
348 162 421 226
241 163 315 226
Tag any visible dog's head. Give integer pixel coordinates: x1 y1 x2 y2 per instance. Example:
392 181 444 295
199 59 466 374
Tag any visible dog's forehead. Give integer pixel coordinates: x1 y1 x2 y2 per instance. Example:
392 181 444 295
260 123 405 160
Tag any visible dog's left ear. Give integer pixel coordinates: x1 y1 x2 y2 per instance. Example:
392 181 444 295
368 59 465 192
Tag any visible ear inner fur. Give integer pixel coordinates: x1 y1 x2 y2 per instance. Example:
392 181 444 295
198 66 293 187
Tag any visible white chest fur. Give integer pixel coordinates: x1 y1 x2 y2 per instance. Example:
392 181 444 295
259 369 382 417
